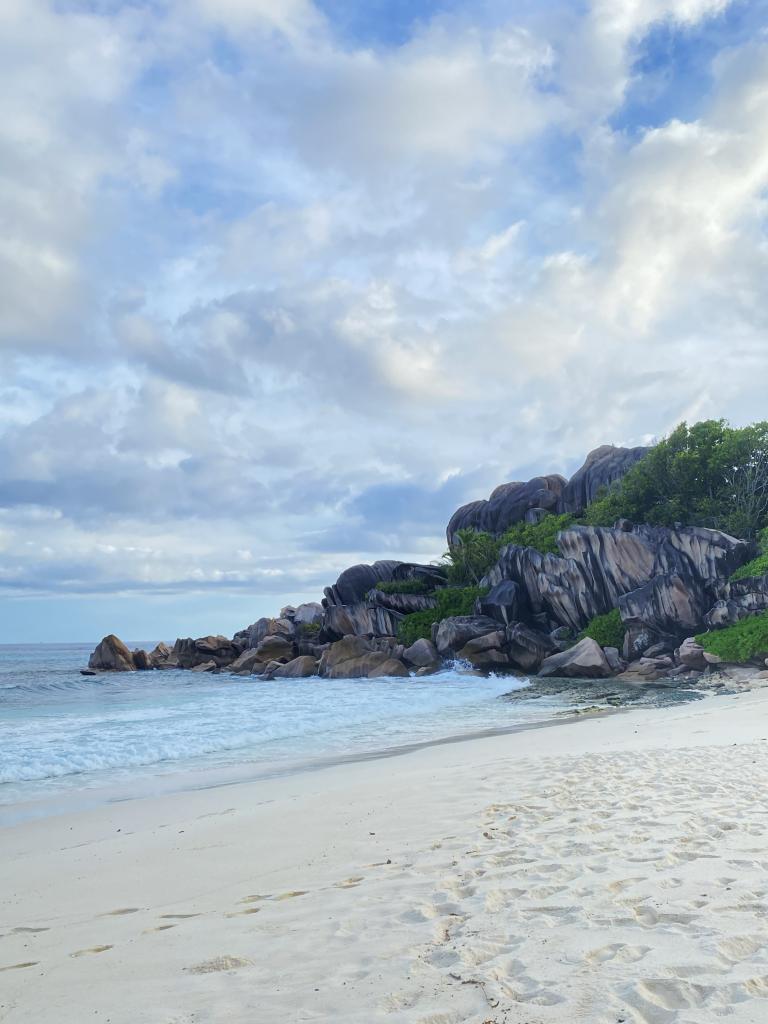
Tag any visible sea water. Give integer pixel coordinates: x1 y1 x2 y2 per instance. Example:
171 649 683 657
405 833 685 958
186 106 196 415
0 643 700 823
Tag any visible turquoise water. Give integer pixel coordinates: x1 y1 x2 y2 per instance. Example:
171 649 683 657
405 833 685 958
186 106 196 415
0 643 699 823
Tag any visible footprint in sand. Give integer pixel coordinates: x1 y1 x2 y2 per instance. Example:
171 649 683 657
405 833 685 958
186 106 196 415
70 945 113 957
239 894 271 903
160 913 201 920
274 890 307 900
102 908 140 916
225 908 261 918
0 962 39 972
334 876 364 888
12 926 49 934
186 955 251 974
144 924 176 933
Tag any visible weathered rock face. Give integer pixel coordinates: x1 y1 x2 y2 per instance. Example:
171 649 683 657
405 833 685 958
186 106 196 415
368 658 410 678
457 631 509 669
390 562 448 588
272 656 319 678
676 637 707 671
484 524 748 637
132 648 151 671
88 635 135 672
322 602 404 640
172 636 238 669
619 573 709 646
560 445 650 514
149 642 171 668
704 574 768 629
292 603 324 627
368 590 438 615
233 617 294 650
402 638 440 669
505 624 557 672
254 635 293 664
435 615 502 658
447 476 566 545
446 445 650 544
323 561 402 607
538 637 612 678
477 581 526 627
229 649 265 674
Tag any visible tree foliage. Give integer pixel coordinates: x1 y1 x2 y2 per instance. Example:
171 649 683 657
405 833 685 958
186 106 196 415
442 515 574 586
583 420 768 538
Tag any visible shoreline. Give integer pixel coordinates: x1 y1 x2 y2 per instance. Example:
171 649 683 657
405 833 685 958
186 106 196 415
4 688 768 1022
0 672 703 828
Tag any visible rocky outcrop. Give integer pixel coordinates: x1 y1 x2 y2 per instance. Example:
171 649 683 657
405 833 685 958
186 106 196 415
323 561 401 607
484 524 748 638
272 656 319 678
317 635 410 679
88 635 136 672
403 638 440 670
233 616 294 650
172 635 238 669
368 590 437 615
322 602 404 640
676 637 707 671
446 445 650 544
704 574 768 629
560 445 650 514
447 475 566 545
435 615 502 658
457 631 509 669
505 624 557 672
477 581 526 627
538 637 613 678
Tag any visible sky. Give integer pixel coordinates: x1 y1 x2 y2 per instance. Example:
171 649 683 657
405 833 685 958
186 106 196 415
2 0 768 642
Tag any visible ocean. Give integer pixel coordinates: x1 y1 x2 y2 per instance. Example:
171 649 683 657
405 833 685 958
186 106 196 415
0 643 701 825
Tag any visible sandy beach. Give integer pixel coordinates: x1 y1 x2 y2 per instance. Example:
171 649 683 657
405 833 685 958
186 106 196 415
4 689 768 1024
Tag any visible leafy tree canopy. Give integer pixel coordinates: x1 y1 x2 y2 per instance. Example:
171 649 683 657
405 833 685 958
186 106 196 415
583 420 768 538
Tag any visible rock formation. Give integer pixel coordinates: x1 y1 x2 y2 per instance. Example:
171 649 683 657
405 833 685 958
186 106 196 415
446 445 649 544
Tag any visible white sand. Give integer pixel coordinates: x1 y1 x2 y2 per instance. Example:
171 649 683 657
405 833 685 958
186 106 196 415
4 690 768 1024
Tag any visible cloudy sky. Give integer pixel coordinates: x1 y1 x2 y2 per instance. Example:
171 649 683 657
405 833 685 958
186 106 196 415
2 0 768 641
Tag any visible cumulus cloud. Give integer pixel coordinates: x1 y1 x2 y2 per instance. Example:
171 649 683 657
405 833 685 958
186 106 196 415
2 0 767 638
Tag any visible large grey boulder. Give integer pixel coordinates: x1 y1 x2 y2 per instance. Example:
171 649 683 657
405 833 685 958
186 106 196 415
560 445 650 514
368 590 438 615
323 560 401 607
233 616 295 650
367 658 410 678
322 602 403 640
254 635 294 664
538 637 613 678
272 656 319 679
676 637 707 671
88 635 135 672
505 623 557 672
477 580 525 627
618 573 709 644
447 475 566 545
435 615 503 657
293 603 324 627
457 631 509 669
403 638 440 669
229 649 265 674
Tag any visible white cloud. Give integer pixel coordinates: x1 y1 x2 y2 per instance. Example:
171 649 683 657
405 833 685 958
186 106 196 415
1 0 767 638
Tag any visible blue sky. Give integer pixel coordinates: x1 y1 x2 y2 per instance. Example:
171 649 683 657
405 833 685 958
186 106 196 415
2 0 768 641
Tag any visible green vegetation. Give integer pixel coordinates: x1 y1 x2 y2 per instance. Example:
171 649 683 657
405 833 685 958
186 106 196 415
397 586 488 646
442 529 501 586
583 420 768 539
442 514 573 587
296 621 321 638
498 513 575 555
696 611 768 663
375 579 435 596
730 527 768 582
579 608 625 650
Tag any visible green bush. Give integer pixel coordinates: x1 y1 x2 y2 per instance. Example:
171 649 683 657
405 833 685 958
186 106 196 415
375 579 435 596
397 586 488 646
442 529 500 585
731 528 768 581
499 513 575 555
579 608 625 650
696 611 768 663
